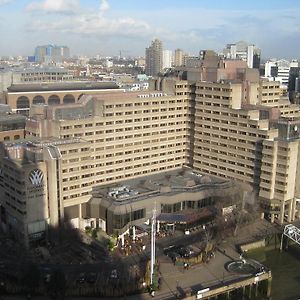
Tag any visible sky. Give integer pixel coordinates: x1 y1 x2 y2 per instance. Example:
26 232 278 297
0 0 300 59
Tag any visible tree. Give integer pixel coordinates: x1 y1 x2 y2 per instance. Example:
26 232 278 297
47 268 66 300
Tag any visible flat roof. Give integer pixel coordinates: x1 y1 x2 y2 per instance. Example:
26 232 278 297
7 81 119 93
0 113 26 123
92 168 230 205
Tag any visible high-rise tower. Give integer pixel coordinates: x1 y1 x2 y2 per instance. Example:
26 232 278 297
145 39 163 76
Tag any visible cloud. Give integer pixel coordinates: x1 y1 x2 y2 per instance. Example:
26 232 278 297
0 0 13 5
23 2 300 58
99 0 109 13
26 0 153 39
26 0 80 14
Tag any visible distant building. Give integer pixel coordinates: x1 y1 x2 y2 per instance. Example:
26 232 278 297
162 50 172 69
264 59 297 89
145 39 163 76
0 67 73 92
223 41 261 68
34 45 70 64
174 49 184 67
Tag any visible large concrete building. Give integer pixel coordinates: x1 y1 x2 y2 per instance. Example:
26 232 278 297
2 54 300 244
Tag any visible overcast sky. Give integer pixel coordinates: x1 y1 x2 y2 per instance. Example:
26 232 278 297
0 0 300 59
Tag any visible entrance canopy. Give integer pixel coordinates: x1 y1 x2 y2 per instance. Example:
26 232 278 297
157 207 216 225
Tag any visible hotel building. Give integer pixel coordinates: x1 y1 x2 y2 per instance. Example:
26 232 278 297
1 56 300 243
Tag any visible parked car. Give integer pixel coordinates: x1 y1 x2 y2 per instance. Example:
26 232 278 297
110 269 118 279
178 247 194 258
76 273 86 284
167 251 180 262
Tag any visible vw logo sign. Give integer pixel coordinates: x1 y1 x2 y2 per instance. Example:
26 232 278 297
29 169 44 187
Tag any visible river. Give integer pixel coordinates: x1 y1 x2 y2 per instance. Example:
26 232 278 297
248 243 300 300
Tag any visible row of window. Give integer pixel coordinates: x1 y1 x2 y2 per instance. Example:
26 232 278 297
62 164 182 201
104 99 187 109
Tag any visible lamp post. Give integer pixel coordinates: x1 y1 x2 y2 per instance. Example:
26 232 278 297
150 207 156 286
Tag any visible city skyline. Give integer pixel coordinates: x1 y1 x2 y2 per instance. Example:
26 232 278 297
0 0 300 59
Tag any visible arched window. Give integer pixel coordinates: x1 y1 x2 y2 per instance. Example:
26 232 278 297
48 95 60 105
4 136 10 141
14 135 20 140
16 96 30 109
63 94 76 104
32 95 45 105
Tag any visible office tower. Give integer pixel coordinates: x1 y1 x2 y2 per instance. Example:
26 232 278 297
174 49 184 67
145 39 163 76
223 41 261 68
34 45 70 63
162 50 172 69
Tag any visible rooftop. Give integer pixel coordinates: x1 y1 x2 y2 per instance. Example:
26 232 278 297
7 81 119 93
92 168 230 205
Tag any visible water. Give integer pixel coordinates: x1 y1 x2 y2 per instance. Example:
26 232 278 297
248 244 300 300
226 259 258 275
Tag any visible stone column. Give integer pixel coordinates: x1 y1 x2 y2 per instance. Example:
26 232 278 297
288 199 293 223
279 201 285 224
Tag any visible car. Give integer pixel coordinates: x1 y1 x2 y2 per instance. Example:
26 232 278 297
76 273 86 284
110 269 118 279
178 247 194 258
163 245 176 256
86 272 97 284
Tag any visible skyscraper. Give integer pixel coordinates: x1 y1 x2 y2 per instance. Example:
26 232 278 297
145 39 163 76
